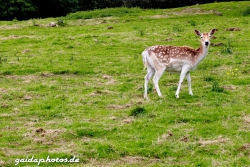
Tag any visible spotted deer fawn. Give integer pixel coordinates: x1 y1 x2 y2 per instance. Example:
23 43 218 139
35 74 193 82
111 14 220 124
142 29 216 99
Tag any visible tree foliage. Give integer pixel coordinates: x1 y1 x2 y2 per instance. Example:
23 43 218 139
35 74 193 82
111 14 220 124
0 0 37 20
0 0 247 20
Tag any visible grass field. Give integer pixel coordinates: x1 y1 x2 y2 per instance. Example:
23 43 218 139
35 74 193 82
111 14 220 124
0 1 250 166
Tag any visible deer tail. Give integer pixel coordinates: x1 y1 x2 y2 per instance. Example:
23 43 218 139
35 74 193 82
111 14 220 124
142 50 148 70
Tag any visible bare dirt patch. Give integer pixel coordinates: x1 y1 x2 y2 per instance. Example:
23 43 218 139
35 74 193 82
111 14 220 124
226 27 241 31
23 95 32 101
222 85 237 91
22 49 30 54
0 88 8 93
0 160 6 167
239 143 250 151
180 135 189 142
243 115 250 123
24 127 66 145
109 116 117 120
102 74 115 85
106 104 131 110
90 90 112 96
156 130 174 144
0 35 19 40
40 72 54 77
198 136 228 146
1 103 9 108
6 75 39 83
122 117 135 124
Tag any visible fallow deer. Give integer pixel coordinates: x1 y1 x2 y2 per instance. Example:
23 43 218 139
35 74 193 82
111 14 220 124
142 29 216 99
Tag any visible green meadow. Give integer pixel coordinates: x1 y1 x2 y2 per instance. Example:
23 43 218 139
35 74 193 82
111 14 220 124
0 1 250 166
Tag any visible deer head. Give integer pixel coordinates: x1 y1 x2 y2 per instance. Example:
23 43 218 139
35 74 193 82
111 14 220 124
195 29 216 47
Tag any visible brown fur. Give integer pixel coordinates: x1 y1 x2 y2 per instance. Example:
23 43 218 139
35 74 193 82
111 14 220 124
146 45 203 66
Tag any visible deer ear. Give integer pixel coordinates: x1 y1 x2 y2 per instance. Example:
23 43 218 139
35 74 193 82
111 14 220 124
194 30 202 36
209 29 216 36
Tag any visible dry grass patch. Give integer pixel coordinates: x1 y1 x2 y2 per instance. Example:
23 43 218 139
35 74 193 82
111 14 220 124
0 160 6 167
0 35 20 40
239 143 250 151
156 130 174 144
198 136 228 146
6 75 39 83
40 72 55 77
122 117 135 124
24 127 66 145
106 104 131 110
2 148 30 157
243 115 250 123
222 85 237 91
86 156 161 167
0 88 8 93
90 90 117 96
173 7 217 16
0 110 18 117
80 17 116 26
150 15 169 19
49 141 76 154
102 74 116 85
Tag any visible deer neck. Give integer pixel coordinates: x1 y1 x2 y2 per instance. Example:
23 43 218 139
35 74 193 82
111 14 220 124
195 44 209 65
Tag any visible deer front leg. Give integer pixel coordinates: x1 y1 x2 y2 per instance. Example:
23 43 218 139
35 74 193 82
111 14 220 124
176 67 189 98
186 72 193 96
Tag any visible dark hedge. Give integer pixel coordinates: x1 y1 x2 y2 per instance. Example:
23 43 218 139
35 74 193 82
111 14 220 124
0 0 247 20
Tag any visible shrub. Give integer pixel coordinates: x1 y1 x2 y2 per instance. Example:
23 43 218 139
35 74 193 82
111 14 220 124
221 41 233 54
66 7 141 20
211 81 225 92
242 7 250 16
129 107 146 116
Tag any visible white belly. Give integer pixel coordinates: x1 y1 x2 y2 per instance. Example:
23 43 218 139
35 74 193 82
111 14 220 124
165 58 191 72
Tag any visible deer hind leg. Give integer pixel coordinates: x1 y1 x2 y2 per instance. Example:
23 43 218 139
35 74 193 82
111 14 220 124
176 67 189 98
144 66 155 99
152 67 166 98
186 72 193 96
